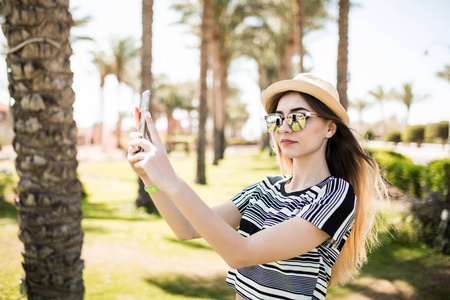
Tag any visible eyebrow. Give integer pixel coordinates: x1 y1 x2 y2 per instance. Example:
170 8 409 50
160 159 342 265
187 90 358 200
275 107 310 114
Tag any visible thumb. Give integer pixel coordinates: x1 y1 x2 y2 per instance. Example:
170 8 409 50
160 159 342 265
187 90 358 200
145 111 164 148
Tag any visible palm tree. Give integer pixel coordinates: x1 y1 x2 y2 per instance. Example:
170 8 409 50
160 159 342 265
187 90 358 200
293 0 305 73
351 98 369 132
157 82 195 150
141 0 154 113
136 0 156 213
110 36 140 148
172 0 237 165
337 0 350 110
369 85 390 138
197 0 213 184
91 51 114 146
0 1 84 298
393 83 427 126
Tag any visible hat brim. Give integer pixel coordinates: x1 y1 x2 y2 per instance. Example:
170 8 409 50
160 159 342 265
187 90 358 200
261 79 350 126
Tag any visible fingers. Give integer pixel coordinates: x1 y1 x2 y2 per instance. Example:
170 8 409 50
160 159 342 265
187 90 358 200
128 138 153 153
130 131 142 139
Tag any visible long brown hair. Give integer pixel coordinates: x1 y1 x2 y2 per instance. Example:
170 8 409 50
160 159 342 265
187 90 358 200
268 91 387 285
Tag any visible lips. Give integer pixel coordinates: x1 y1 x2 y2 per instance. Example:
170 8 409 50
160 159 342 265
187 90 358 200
280 139 297 145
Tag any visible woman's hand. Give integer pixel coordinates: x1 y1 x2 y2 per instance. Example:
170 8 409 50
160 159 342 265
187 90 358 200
127 111 179 192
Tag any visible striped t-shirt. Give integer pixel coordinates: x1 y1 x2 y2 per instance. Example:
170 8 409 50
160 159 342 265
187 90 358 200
225 175 356 300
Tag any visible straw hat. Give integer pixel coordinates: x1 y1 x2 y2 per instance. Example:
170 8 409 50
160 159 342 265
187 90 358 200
261 73 350 126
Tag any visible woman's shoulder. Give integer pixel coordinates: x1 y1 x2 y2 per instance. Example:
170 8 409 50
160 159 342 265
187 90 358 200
324 176 355 196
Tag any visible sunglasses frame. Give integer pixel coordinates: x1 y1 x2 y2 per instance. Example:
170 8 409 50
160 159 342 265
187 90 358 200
265 111 318 133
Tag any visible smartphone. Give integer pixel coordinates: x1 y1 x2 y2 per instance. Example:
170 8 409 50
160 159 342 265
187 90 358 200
139 90 151 141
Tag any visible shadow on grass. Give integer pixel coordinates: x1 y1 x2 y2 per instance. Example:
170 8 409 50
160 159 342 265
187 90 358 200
329 239 450 300
0 200 17 220
81 200 161 222
145 274 235 299
166 237 213 251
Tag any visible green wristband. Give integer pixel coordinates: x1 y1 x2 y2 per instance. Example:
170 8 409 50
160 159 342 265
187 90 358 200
144 185 160 194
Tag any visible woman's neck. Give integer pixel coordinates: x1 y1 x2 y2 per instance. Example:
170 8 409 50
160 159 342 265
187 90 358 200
285 154 331 193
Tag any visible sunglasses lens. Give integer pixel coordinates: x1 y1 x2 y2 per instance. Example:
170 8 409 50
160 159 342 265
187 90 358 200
265 114 281 132
288 113 306 131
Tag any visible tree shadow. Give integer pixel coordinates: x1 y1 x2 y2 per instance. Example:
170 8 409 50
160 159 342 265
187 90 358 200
145 273 235 299
329 240 450 300
81 200 161 222
0 200 18 220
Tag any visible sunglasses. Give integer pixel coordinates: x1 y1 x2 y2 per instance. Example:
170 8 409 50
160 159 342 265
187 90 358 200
265 111 319 133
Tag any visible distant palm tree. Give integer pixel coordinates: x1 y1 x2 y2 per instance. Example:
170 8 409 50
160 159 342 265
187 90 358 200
0 1 84 298
369 85 390 138
157 82 195 150
351 98 369 132
337 0 350 110
110 36 140 148
197 0 213 184
91 51 114 145
393 83 427 126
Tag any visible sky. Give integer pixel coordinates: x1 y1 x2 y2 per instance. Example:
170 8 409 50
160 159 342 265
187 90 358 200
0 0 449 140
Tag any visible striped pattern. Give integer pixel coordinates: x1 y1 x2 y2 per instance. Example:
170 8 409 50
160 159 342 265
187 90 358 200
226 175 356 299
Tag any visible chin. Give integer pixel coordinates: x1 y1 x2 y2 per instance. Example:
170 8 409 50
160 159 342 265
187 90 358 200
280 149 298 159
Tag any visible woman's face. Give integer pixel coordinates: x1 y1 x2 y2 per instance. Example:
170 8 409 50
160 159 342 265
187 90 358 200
274 92 336 160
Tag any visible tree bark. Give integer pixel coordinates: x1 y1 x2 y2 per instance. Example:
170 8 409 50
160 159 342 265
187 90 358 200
293 0 305 73
196 0 213 184
0 0 84 298
136 0 156 213
337 0 350 110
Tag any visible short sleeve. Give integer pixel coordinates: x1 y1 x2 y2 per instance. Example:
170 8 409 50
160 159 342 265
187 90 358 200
298 178 356 246
231 182 260 213
231 175 284 214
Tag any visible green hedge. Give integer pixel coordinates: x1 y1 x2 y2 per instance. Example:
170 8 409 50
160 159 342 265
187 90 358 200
403 125 425 146
369 148 424 197
385 131 402 144
425 121 449 144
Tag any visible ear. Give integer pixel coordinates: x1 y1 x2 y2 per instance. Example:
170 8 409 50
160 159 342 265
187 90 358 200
325 121 337 138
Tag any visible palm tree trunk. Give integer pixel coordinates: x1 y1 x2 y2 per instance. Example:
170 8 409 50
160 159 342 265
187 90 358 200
99 84 105 148
0 1 84 298
196 0 213 184
337 0 350 110
136 0 156 213
293 0 305 73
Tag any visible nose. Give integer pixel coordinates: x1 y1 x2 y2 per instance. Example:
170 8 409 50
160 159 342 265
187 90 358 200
278 117 292 133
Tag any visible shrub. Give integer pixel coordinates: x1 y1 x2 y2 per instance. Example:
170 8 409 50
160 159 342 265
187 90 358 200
385 131 402 144
369 150 450 253
409 192 449 254
363 129 375 141
422 158 450 198
425 121 449 144
403 125 425 146
369 148 424 197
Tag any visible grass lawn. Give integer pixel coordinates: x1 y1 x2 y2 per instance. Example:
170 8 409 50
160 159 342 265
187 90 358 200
1 147 449 299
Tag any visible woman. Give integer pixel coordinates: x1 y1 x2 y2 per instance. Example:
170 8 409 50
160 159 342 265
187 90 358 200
128 73 386 299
